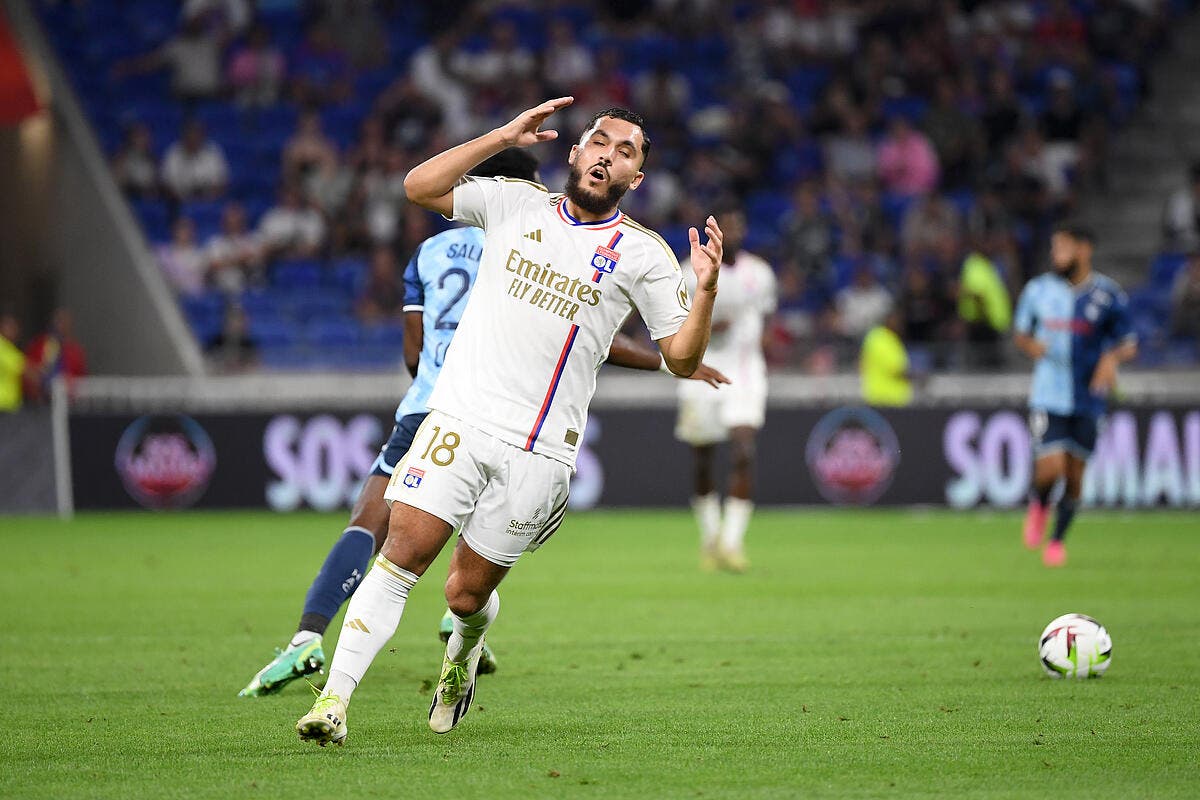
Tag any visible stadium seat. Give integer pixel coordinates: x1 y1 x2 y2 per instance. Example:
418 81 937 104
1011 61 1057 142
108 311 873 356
305 319 362 348
248 318 301 349
362 322 405 349
271 260 323 290
328 258 369 295
1150 252 1189 287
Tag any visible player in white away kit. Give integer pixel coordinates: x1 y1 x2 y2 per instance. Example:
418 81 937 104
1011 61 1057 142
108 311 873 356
676 206 776 572
297 97 723 744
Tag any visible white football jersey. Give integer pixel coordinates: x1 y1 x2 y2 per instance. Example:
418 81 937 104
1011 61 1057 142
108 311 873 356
681 250 776 375
427 176 691 467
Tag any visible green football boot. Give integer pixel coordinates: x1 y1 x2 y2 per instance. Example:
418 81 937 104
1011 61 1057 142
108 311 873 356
438 609 498 675
238 637 325 697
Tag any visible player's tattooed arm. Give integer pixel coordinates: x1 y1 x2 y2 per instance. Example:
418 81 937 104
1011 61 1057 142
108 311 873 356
404 97 574 217
605 333 730 388
659 216 723 377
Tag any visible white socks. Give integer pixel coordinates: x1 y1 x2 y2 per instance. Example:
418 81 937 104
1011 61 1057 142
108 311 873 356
446 591 499 663
290 629 320 648
691 493 722 550
324 554 419 703
720 497 754 553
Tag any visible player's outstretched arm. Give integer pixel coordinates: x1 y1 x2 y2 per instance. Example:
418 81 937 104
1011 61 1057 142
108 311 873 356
659 217 723 377
606 333 730 388
404 97 574 217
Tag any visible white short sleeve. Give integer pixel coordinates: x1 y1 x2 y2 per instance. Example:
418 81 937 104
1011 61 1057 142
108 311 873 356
759 262 778 316
632 248 690 341
451 175 548 229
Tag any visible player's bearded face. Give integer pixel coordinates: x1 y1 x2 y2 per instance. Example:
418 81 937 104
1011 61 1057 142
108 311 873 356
565 161 632 215
1050 234 1078 276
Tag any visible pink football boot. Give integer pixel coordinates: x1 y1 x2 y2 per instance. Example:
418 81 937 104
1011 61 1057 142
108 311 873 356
1042 539 1067 567
1023 501 1049 550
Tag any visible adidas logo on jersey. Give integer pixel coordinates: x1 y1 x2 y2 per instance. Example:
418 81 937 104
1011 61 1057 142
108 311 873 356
523 229 543 242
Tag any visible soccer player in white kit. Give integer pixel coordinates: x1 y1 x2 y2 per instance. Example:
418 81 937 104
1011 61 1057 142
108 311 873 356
296 97 723 744
675 206 776 572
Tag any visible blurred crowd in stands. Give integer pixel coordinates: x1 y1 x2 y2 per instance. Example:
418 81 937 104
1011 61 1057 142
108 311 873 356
37 0 1200 372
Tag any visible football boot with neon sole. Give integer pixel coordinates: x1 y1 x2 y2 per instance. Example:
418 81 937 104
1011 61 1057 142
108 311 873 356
296 693 347 747
238 637 325 697
438 610 498 675
1023 502 1049 549
718 547 749 573
1043 540 1067 567
428 642 483 734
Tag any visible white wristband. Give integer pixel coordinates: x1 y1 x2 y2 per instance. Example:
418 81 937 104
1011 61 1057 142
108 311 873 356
659 354 672 374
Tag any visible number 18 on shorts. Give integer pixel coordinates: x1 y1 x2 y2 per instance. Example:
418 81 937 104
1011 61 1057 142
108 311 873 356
384 410 572 568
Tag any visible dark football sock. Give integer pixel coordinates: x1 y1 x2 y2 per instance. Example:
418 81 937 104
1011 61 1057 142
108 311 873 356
1051 498 1077 542
298 526 376 635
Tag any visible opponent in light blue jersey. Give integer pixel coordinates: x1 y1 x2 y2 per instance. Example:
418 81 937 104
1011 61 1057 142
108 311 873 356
1014 271 1134 418
394 227 483 421
1013 224 1137 568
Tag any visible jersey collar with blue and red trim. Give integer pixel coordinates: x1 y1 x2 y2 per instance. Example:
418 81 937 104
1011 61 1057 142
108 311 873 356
555 197 624 230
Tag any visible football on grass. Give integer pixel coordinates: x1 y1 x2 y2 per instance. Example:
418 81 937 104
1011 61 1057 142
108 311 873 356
1038 613 1112 678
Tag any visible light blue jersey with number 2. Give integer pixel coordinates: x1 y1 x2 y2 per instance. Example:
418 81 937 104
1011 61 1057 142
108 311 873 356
395 226 483 420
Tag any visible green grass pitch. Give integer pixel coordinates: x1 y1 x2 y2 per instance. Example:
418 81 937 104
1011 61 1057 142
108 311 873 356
2 509 1197 799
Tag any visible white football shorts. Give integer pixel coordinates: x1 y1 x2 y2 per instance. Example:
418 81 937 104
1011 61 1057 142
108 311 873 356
383 410 572 568
674 369 767 446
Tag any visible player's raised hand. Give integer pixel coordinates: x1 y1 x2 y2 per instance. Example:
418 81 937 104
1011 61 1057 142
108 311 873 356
497 97 574 148
689 216 723 293
688 362 731 389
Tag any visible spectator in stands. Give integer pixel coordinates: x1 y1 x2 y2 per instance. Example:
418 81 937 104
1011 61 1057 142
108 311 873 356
898 264 951 345
362 147 409 246
183 0 250 36
922 76 984 189
324 0 388 70
160 120 229 201
823 108 877 185
373 78 444 153
0 313 25 412
779 181 834 278
837 267 893 340
463 19 535 96
227 23 286 108
1169 251 1200 340
207 305 258 372
860 309 913 407
1163 162 1200 252
114 12 226 102
355 246 403 324
980 69 1025 164
633 62 692 128
24 308 87 402
282 110 339 184
158 217 209 296
542 18 594 94
901 193 962 261
258 184 326 260
206 202 264 294
958 243 1013 368
877 116 940 196
1039 70 1091 194
409 32 474 140
111 122 159 199
289 20 353 108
